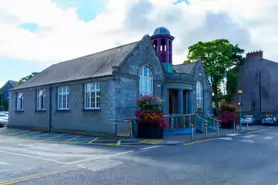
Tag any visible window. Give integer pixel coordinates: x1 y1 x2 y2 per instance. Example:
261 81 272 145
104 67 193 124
196 81 203 110
37 89 46 110
58 86 69 110
17 92 24 111
84 83 100 110
139 66 153 96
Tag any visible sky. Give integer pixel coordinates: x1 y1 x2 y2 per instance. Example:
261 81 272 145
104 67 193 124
0 0 278 88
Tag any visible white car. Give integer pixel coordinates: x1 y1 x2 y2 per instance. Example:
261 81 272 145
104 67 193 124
0 113 8 127
241 115 256 125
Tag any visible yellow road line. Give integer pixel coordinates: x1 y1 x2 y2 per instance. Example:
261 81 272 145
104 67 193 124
184 138 216 146
246 130 264 134
63 136 80 143
88 137 99 143
42 134 65 141
3 130 30 136
116 140 121 146
0 167 79 185
140 139 163 144
19 133 50 142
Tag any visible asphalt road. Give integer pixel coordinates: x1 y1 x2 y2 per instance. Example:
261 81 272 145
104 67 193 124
1 126 278 185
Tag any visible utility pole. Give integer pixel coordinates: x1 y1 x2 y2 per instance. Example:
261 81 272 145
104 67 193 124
238 90 243 132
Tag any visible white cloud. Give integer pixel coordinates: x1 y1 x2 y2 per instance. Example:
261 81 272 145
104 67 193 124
0 81 4 88
0 0 278 66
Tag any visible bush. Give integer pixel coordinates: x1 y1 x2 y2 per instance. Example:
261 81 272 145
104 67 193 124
220 104 236 113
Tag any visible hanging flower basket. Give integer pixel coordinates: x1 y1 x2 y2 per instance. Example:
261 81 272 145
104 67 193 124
135 96 167 139
197 108 203 113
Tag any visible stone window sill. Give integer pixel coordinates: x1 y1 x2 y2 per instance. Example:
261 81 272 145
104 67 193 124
83 108 101 111
56 109 71 112
36 109 47 112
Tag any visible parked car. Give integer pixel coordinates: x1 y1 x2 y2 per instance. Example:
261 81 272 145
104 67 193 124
0 113 8 128
262 116 277 126
241 115 256 125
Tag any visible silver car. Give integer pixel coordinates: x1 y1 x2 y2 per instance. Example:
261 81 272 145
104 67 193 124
241 115 256 125
0 113 8 127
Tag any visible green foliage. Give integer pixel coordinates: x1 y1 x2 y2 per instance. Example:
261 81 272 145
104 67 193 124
220 104 237 113
18 72 39 85
184 39 245 114
3 100 8 111
225 45 245 103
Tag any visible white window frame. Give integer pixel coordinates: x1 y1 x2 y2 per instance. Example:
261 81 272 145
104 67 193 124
196 81 203 110
84 82 100 110
58 86 70 110
139 66 153 97
37 89 46 110
16 92 24 111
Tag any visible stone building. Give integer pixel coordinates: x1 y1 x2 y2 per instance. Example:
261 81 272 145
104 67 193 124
0 80 18 111
234 50 278 116
8 27 212 134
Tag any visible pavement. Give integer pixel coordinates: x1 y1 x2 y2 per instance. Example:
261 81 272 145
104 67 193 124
0 125 277 185
0 125 263 147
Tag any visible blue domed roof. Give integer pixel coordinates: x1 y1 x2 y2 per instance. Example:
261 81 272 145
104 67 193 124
153 27 171 36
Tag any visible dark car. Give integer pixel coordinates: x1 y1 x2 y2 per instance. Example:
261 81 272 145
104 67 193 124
262 116 277 126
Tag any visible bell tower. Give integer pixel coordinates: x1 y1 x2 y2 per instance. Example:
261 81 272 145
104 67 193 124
151 27 175 73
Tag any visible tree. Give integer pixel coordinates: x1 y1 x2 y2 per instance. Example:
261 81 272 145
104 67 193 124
18 72 39 85
225 44 245 103
184 39 245 115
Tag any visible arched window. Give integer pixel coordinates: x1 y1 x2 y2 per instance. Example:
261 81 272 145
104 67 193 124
196 81 203 110
139 66 153 96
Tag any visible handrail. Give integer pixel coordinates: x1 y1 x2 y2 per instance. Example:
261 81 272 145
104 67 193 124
109 113 198 122
196 116 209 123
207 116 221 123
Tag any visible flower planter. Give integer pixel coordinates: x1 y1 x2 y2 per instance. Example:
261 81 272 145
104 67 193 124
135 95 167 139
137 121 164 139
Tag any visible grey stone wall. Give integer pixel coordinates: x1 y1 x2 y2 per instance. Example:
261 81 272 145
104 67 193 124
8 85 50 130
234 59 278 115
8 77 117 134
113 36 165 119
192 61 212 118
50 78 116 134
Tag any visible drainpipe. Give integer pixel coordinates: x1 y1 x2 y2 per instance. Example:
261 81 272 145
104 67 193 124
48 85 52 133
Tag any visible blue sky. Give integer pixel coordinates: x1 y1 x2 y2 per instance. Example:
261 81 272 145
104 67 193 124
0 0 189 87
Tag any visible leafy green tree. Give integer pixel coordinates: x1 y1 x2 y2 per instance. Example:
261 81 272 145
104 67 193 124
18 72 39 85
225 44 245 103
184 39 245 114
3 100 8 111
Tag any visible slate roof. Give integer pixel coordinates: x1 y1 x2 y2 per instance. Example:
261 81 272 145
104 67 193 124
9 80 18 87
13 40 142 90
173 61 198 74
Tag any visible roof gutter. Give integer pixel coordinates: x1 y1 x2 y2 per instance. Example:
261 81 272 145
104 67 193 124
48 84 52 133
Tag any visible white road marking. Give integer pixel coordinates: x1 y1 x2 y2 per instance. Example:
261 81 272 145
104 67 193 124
264 136 274 140
0 161 10 165
0 150 66 164
140 146 161 150
217 137 233 140
243 135 256 138
66 150 135 165
240 140 254 143
226 133 240 137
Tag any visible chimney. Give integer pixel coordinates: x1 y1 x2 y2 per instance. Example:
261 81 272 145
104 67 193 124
246 50 263 60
